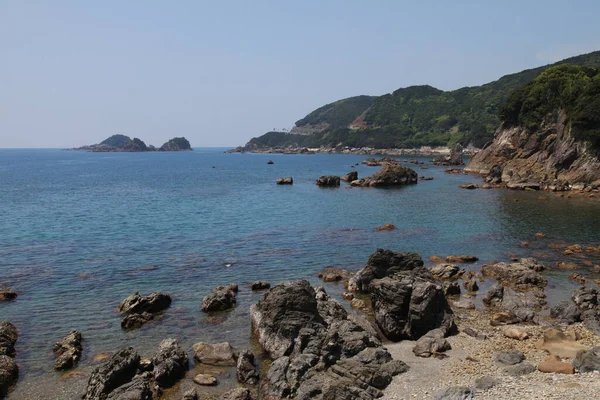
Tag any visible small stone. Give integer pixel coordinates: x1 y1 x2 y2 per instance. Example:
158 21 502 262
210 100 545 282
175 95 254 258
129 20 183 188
503 362 536 376
494 350 525 366
538 355 574 374
474 376 500 390
351 298 367 310
375 223 396 231
502 326 529 340
193 373 217 386
342 292 354 301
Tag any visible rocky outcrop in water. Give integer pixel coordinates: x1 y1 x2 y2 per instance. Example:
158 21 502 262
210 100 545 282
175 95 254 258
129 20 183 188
276 177 293 185
53 330 83 370
465 112 600 190
0 290 17 302
0 322 18 398
201 284 238 312
117 292 172 330
237 350 259 384
351 164 418 187
316 176 340 187
0 323 18 358
432 144 464 166
341 171 358 182
250 280 408 399
480 259 547 290
193 342 239 366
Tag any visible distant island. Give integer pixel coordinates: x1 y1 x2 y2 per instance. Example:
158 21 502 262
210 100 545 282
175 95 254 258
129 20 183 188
73 135 192 152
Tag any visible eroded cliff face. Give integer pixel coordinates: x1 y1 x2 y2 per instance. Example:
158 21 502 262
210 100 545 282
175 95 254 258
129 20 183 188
465 111 600 190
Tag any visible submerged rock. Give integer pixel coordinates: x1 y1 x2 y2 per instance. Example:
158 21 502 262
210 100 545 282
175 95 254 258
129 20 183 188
251 281 271 291
53 330 83 370
201 284 238 312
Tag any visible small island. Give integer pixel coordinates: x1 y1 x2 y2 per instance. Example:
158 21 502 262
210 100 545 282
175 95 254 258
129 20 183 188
73 134 192 152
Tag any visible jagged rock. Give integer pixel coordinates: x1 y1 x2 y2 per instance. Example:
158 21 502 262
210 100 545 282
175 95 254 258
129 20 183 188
573 346 600 373
251 281 270 291
118 292 172 315
201 284 238 312
53 330 83 370
463 279 479 292
121 312 154 330
352 164 418 187
412 329 451 357
182 389 198 400
0 322 18 358
152 338 188 388
105 372 156 400
0 355 18 398
434 386 473 400
222 388 254 400
443 281 461 296
341 171 358 182
494 350 525 366
370 269 455 341
0 290 17 301
193 342 238 366
481 260 547 289
83 347 141 400
276 177 293 185
482 283 504 306
237 350 258 384
316 176 340 187
429 264 463 280
193 373 217 386
267 160 274 164
551 301 582 324
348 249 424 293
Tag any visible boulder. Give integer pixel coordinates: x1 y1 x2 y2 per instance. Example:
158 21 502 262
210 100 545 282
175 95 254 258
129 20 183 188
236 349 259 384
118 292 172 315
434 386 473 400
502 327 528 340
463 279 478 292
429 264 463 280
348 249 424 293
0 322 18 358
251 281 270 291
201 284 238 312
152 338 188 388
193 373 217 386
370 269 455 341
193 342 238 366
316 176 340 187
352 164 418 187
474 376 500 391
222 388 254 400
412 329 451 357
538 355 574 374
494 350 524 366
442 281 461 296
341 171 358 182
105 371 156 400
83 347 141 400
0 290 17 301
182 389 198 400
53 330 83 370
503 362 536 376
573 346 600 373
121 312 154 330
276 177 293 185
0 355 18 397
481 260 547 289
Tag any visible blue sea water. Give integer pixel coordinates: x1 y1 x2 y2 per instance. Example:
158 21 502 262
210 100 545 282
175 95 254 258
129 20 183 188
1 148 600 398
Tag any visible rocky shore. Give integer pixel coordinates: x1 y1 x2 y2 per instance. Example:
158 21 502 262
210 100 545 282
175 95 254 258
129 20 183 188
226 145 479 157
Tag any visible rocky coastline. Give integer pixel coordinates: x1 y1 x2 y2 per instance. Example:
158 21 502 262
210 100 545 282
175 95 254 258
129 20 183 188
226 145 479 157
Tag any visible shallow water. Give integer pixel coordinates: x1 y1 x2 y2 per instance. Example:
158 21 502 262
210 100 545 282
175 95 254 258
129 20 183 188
1 148 599 399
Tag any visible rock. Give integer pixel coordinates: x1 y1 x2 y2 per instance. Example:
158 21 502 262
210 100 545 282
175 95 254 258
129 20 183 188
350 298 367 310
463 328 487 340
443 281 461 296
318 268 351 283
573 346 600 373
413 329 451 357
152 338 188 388
121 312 154 330
459 183 479 189
463 279 478 292
434 386 474 400
118 292 172 315
494 350 525 366
193 342 238 366
370 269 456 341
348 248 424 293
0 322 18 358
481 260 547 289
551 301 582 324
362 157 380 166
569 273 587 284
201 284 238 312
538 355 574 374
432 145 465 166
316 176 340 187
474 376 500 390
222 388 254 400
502 327 528 340
83 347 141 400
490 312 521 326
182 389 198 400
572 286 598 310
0 289 17 301
445 255 478 263
453 299 475 309
276 177 293 185
251 281 271 291
53 330 83 370
267 160 274 164
105 371 156 400
0 355 18 397
193 373 217 386
342 292 354 301
236 349 258 384
503 362 536 376
482 283 504 306
375 223 396 231
430 264 463 280
352 164 418 187
341 171 358 182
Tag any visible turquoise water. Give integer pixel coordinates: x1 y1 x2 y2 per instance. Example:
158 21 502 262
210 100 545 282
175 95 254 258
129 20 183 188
1 148 600 398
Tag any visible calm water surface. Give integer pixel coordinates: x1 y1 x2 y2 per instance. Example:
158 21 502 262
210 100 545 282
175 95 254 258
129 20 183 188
1 148 600 399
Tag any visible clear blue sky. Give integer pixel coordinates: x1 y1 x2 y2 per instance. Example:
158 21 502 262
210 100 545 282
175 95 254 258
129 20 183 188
1 1 599 148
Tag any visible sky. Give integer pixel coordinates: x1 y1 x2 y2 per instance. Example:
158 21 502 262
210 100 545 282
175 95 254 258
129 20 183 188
1 1 599 148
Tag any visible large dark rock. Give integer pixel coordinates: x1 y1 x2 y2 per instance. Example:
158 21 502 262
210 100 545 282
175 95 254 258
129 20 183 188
573 346 600 373
352 164 418 187
121 312 154 330
105 372 156 400
316 176 341 187
0 355 18 398
83 347 141 400
152 338 188 388
370 269 455 341
118 292 172 315
348 249 424 293
0 290 17 301
552 286 600 334
53 330 83 370
201 284 238 312
0 322 18 358
412 329 451 357
341 171 358 182
251 281 408 400
237 349 259 384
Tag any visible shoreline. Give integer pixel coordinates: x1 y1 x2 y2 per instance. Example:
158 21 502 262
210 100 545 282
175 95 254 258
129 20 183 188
226 145 480 157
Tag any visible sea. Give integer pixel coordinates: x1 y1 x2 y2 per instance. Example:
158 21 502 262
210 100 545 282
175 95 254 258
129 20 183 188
1 148 600 399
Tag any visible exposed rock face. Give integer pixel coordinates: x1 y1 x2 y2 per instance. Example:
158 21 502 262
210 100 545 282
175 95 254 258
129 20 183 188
551 286 600 335
117 292 171 329
352 164 418 187
316 176 341 187
341 171 358 182
348 249 424 293
53 330 83 370
237 350 259 384
432 144 464 166
250 280 408 399
201 284 238 312
370 269 456 341
483 283 544 323
193 342 238 366
83 347 141 400
151 339 188 388
276 177 293 185
465 113 600 190
0 322 18 358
